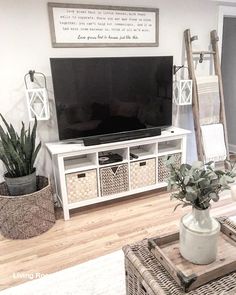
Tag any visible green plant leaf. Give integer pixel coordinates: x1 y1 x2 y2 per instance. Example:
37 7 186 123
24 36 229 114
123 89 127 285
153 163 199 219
209 192 219 202
184 175 190 185
31 141 41 169
192 161 204 169
173 203 183 211
0 115 41 177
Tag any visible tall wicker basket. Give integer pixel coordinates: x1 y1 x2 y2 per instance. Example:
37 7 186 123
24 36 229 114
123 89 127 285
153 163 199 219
0 176 55 240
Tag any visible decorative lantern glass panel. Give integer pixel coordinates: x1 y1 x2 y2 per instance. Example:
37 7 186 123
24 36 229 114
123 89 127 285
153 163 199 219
26 88 50 121
173 79 192 106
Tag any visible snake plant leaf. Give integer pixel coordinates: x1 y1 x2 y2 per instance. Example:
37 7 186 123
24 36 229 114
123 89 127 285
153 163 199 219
31 141 41 168
0 114 11 135
0 116 18 151
20 122 25 146
31 117 37 151
8 124 18 147
0 114 41 177
0 125 9 143
0 154 14 177
0 140 4 153
3 140 26 175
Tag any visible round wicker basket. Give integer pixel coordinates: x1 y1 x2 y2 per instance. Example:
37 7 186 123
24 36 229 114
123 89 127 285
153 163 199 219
0 176 55 239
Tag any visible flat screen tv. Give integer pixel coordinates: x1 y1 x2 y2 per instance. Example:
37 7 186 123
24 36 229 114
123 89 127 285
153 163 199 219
50 56 173 142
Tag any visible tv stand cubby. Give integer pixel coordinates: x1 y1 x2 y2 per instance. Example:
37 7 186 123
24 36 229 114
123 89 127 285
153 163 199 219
46 127 190 220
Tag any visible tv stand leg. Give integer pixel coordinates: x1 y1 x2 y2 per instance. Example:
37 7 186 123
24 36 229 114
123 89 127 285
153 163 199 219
58 156 70 220
63 206 70 220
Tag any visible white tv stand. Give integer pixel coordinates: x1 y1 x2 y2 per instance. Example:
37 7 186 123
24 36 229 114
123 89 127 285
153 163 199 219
46 127 190 220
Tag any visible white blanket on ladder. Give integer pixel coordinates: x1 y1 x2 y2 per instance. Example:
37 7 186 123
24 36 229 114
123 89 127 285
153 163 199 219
196 76 220 125
201 124 227 162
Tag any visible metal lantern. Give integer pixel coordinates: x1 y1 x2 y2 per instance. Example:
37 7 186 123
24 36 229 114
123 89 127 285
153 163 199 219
173 66 192 106
24 70 50 121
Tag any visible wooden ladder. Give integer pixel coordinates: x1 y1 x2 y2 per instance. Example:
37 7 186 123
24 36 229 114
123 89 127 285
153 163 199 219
184 29 229 162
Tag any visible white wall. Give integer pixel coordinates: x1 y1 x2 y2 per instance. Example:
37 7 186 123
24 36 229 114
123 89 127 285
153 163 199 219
222 17 236 152
0 0 218 180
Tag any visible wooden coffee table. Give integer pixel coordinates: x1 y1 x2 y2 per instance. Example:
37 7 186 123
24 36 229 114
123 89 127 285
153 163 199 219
123 217 236 295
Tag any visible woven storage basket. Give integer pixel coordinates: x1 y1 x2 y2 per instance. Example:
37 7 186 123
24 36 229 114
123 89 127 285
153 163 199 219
130 158 156 190
100 164 129 196
66 169 98 203
0 176 55 240
158 153 182 182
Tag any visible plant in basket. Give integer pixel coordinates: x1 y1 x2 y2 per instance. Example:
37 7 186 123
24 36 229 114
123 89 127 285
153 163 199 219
166 158 236 265
0 114 41 196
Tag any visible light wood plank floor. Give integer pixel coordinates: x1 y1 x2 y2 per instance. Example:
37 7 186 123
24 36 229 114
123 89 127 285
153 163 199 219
0 189 235 291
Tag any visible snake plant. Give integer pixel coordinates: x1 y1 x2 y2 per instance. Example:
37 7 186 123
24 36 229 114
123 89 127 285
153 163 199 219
0 114 41 178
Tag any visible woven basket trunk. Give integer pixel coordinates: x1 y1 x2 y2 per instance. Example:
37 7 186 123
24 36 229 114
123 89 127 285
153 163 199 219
130 158 156 190
100 164 129 196
0 176 55 240
123 227 236 295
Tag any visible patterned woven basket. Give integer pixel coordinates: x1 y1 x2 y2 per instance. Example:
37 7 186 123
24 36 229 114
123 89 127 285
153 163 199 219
66 169 98 203
100 164 129 196
158 153 182 182
0 176 55 240
130 158 156 190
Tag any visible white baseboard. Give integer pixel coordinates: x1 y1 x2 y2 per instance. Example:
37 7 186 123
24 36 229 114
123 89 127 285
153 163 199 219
229 144 236 153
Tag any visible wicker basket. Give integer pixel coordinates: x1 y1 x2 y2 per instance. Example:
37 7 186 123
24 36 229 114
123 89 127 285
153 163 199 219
66 169 98 203
0 176 55 240
130 158 156 190
123 234 236 295
158 153 182 182
100 164 129 196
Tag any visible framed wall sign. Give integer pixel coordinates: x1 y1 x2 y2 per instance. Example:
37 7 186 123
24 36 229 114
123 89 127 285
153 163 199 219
48 3 159 47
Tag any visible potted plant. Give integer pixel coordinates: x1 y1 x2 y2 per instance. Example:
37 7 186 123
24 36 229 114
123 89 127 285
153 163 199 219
0 114 41 196
167 158 236 265
0 115 55 239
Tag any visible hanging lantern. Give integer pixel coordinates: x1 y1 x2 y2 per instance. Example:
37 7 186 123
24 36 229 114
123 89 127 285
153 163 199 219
173 66 192 106
24 70 50 121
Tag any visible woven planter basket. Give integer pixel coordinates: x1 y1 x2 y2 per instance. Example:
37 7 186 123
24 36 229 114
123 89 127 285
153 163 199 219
0 176 55 240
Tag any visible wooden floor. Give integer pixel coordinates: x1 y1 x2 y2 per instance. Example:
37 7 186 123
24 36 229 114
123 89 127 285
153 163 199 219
0 189 236 291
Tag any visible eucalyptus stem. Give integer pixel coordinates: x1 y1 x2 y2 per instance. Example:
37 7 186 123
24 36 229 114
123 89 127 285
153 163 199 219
167 159 236 211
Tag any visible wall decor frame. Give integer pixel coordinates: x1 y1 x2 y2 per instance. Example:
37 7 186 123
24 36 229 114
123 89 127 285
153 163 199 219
48 3 159 47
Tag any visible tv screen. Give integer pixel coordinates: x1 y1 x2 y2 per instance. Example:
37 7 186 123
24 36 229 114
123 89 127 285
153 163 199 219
50 56 173 141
